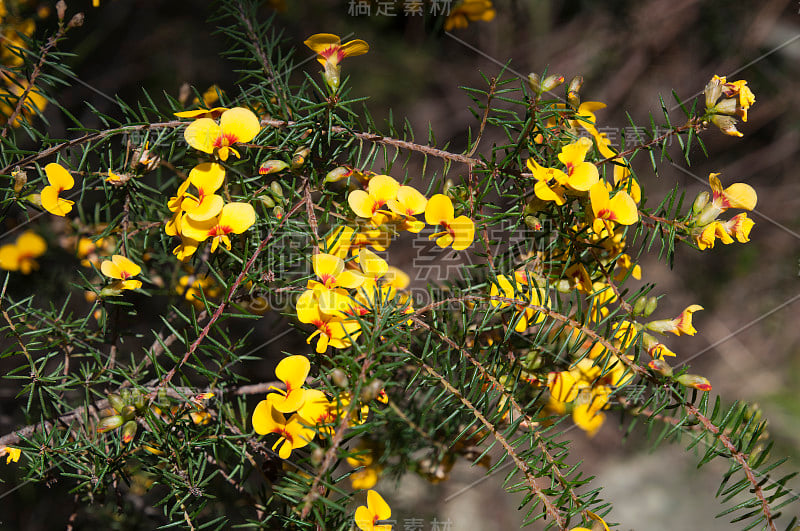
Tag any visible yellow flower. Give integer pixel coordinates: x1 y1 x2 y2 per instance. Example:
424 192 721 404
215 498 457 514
296 289 362 353
547 370 581 403
646 304 703 336
251 394 316 459
387 185 427 233
100 254 143 291
557 137 600 191
490 273 545 333
180 163 226 221
304 33 369 89
708 172 757 212
183 107 260 161
354 490 392 531
268 355 311 414
424 194 475 251
1 446 21 464
348 175 400 222
444 0 496 31
569 511 610 531
40 163 74 216
0 230 46 274
296 389 337 437
589 181 638 234
180 202 256 253
724 213 754 243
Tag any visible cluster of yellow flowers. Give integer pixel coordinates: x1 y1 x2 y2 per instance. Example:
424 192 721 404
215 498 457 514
251 355 384 460
166 107 261 260
296 173 475 354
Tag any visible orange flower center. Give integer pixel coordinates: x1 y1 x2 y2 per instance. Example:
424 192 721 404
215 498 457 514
209 225 232 237
214 132 238 149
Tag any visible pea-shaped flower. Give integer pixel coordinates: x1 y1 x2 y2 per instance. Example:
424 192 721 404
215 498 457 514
424 194 475 251
41 163 75 216
183 107 261 161
180 202 256 253
101 255 142 291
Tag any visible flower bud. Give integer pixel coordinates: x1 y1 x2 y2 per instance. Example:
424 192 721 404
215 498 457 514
633 296 648 316
291 147 310 169
259 195 276 208
273 206 284 219
97 415 124 433
99 285 124 297
270 181 284 199
68 12 84 28
132 390 146 411
331 368 349 388
56 0 67 20
121 420 138 444
524 215 542 231
567 76 584 95
710 114 743 138
107 393 125 413
648 358 673 377
143 445 164 456
526 73 541 94
120 405 137 422
691 191 710 216
325 166 353 183
258 160 288 175
26 193 42 208
360 379 383 402
540 74 565 93
643 296 658 317
704 76 723 109
676 374 712 392
12 168 27 194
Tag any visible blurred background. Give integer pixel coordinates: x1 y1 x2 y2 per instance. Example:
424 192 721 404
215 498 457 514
2 0 799 528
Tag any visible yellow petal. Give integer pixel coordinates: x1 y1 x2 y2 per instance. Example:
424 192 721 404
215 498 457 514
566 162 599 191
358 248 388 279
367 175 400 202
183 194 224 221
275 355 310 391
367 489 391 520
340 39 369 58
16 231 46 257
112 254 141 277
45 163 74 190
174 107 228 119
296 289 323 324
220 107 261 144
348 190 375 219
0 245 20 271
304 33 341 55
607 191 639 225
218 202 256 234
723 182 757 211
313 253 345 281
184 118 220 154
40 186 74 216
450 216 475 251
252 396 285 435
425 194 454 225
189 162 226 193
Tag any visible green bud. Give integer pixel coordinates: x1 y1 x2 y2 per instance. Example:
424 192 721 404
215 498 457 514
443 179 454 195
676 374 712 392
291 147 311 169
541 74 565 93
99 285 124 298
258 160 289 175
121 420 138 444
567 76 584 95
120 405 137 422
273 206 284 219
524 216 542 231
132 390 146 411
270 181 284 199
157 388 168 404
522 350 543 370
97 415 124 433
360 379 383 402
527 73 541 94
643 296 658 317
311 446 324 466
107 393 125 413
331 368 349 388
691 191 710 216
648 358 673 377
259 195 276 208
325 166 353 183
633 297 648 316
